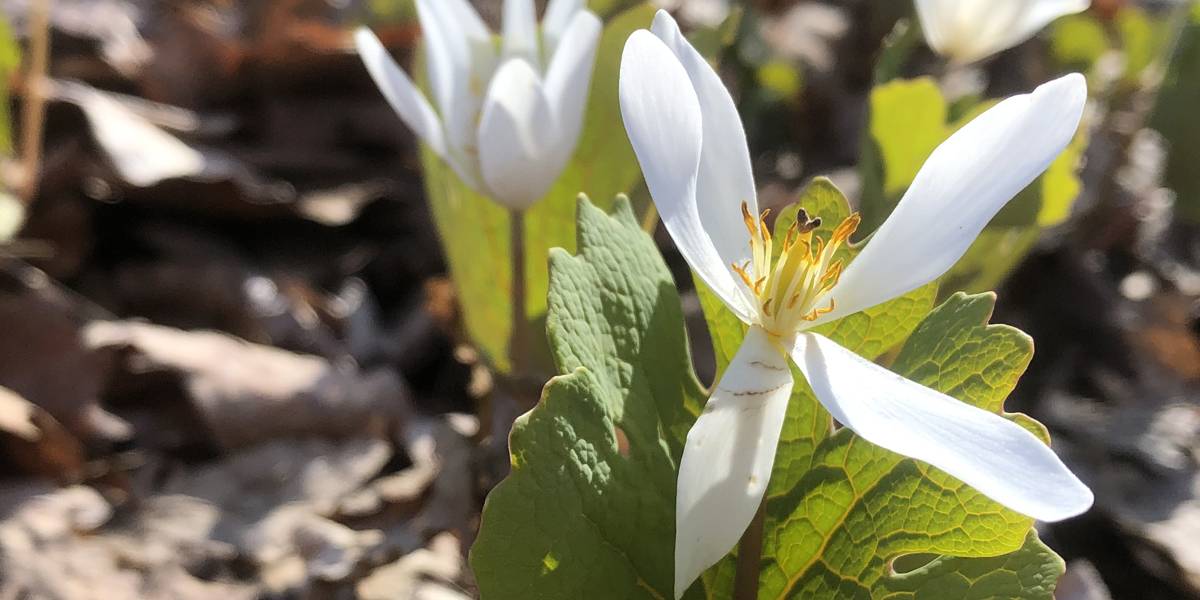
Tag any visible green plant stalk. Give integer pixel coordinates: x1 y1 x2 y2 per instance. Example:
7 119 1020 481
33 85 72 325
640 201 658 234
19 0 50 204
509 207 529 376
733 498 766 600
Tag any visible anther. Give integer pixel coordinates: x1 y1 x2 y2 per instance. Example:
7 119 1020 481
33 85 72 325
795 208 822 234
741 202 757 237
832 213 861 244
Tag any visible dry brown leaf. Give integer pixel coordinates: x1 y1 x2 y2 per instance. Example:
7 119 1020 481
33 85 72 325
86 321 409 449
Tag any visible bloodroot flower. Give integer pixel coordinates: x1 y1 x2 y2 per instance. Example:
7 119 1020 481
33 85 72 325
618 11 1094 597
915 0 1091 64
356 0 601 209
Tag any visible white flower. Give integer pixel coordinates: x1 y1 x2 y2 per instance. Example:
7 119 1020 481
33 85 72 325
355 0 602 210
651 0 731 28
618 11 1094 597
915 0 1091 64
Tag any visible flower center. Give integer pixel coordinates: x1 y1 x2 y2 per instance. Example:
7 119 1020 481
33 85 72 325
731 202 860 337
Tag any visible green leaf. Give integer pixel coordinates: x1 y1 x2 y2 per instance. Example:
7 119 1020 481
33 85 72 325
1116 7 1172 85
874 531 1064 600
858 78 947 235
1050 7 1172 89
475 196 1064 600
747 292 1058 599
588 0 647 20
0 15 18 158
423 4 656 373
873 19 923 85
471 196 705 600
1050 13 1109 74
939 228 1040 296
0 15 19 240
1151 2 1200 223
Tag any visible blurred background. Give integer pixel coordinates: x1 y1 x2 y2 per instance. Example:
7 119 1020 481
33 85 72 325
0 0 1197 598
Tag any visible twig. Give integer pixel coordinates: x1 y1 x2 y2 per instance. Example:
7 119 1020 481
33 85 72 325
18 0 52 205
733 497 766 600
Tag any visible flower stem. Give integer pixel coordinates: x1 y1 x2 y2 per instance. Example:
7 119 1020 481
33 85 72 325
733 497 765 600
19 0 52 205
640 202 659 234
509 208 529 375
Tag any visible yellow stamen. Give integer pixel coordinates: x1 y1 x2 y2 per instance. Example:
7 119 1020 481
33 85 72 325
802 299 836 322
732 261 754 288
733 207 861 336
831 213 861 245
741 203 757 237
818 260 844 292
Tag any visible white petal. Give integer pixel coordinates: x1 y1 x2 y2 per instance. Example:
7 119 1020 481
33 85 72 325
650 11 759 287
542 0 586 60
676 327 793 598
543 11 602 158
619 28 755 321
414 0 466 122
816 73 1086 324
355 28 448 159
790 332 1093 522
442 0 490 42
502 0 540 68
913 0 951 57
416 0 493 174
680 0 731 28
477 60 559 209
916 0 1089 64
998 0 1092 57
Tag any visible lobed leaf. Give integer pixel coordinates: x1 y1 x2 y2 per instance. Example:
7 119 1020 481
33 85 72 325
476 192 1066 600
696 292 1060 599
471 196 705 599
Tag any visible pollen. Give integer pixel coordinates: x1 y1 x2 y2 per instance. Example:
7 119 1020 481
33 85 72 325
731 202 860 337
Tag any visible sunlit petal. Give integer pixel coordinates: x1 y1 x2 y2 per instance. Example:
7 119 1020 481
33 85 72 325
415 0 486 165
414 0 467 121
502 0 541 68
814 73 1086 325
998 0 1092 59
477 60 558 209
650 11 758 290
543 0 586 61
916 0 1089 64
354 29 448 159
676 327 793 598
619 29 755 321
543 11 602 160
443 0 490 42
790 332 1093 522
